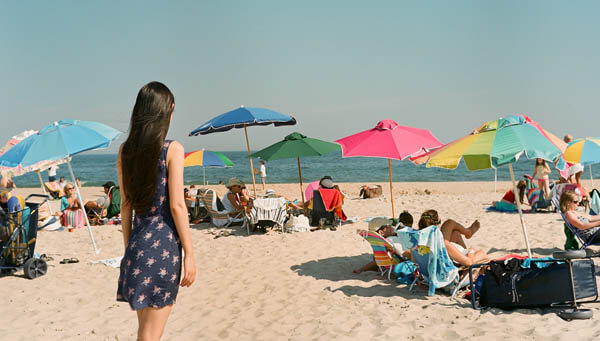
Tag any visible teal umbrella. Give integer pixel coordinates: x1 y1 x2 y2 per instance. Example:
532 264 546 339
251 132 340 203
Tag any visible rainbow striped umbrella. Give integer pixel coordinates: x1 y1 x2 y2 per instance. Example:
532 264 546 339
564 138 600 187
414 115 563 258
184 149 234 185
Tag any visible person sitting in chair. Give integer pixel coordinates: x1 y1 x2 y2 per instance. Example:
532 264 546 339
84 181 121 219
416 210 487 267
560 190 600 245
56 183 85 228
223 178 251 216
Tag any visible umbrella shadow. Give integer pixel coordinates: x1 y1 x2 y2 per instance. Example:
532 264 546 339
487 247 562 256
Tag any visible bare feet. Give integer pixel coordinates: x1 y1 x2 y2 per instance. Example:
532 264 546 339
466 220 480 239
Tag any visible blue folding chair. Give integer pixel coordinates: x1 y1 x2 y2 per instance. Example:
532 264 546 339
552 196 600 250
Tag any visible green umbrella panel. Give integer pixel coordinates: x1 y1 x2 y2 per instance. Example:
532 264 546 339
251 132 341 203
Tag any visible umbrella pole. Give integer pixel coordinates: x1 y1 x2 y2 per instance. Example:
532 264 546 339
509 164 532 258
244 125 258 197
297 157 305 206
203 166 206 186
388 159 395 218
494 168 497 193
36 170 54 215
67 159 100 254
590 165 594 189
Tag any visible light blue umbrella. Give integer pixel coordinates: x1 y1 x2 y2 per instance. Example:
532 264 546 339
0 120 121 254
189 106 296 195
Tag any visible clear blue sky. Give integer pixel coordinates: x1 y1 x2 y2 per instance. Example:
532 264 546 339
2 1 599 152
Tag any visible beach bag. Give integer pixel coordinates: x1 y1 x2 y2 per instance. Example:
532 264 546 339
284 214 310 232
62 208 85 229
360 185 382 199
393 261 417 284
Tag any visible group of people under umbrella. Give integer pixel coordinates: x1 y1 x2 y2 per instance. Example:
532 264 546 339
0 108 597 258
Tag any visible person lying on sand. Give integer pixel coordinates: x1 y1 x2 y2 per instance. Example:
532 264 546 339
417 209 488 267
492 180 528 211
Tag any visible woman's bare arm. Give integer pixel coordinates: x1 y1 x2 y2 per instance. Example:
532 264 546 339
167 141 196 287
566 211 600 230
117 146 132 249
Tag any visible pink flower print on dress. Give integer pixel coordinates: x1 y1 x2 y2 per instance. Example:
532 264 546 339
157 222 164 231
152 285 162 296
170 273 177 283
158 268 167 278
168 232 173 241
172 255 179 265
163 291 171 302
144 232 153 240
161 249 170 260
136 250 144 259
146 257 156 267
132 268 141 278
159 195 166 204
161 177 167 185
151 240 161 249
142 276 152 286
137 294 146 304
130 241 136 249
128 288 135 297
127 259 132 267
160 158 166 166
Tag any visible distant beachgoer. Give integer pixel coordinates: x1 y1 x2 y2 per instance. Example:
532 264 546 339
556 134 575 182
417 210 487 267
0 190 24 214
218 180 223 185
259 160 267 191
48 165 59 182
56 183 85 229
0 171 16 189
223 177 251 214
568 164 588 205
492 180 528 211
532 158 551 197
58 176 66 190
76 178 82 188
116 81 195 340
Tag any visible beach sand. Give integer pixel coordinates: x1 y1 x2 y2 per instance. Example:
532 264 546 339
2 181 600 340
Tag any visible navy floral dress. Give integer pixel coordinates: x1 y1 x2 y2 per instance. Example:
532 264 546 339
117 140 182 310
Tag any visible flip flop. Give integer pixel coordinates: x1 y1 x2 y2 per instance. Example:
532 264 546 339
39 254 54 262
60 257 79 264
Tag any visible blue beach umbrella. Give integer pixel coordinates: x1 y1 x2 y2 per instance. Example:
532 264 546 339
189 106 296 195
0 120 121 254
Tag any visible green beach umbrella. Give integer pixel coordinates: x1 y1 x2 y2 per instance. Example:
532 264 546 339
251 132 341 203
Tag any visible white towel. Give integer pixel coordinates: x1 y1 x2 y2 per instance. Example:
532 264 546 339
249 198 287 226
90 256 123 268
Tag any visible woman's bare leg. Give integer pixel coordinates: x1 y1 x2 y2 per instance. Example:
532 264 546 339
137 305 173 341
440 219 480 248
353 260 378 273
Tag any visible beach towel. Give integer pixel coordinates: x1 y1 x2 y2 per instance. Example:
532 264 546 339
396 225 459 296
590 189 600 216
318 188 347 221
61 208 85 228
248 197 287 227
90 256 123 268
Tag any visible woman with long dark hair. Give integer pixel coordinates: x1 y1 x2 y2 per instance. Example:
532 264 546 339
116 81 196 340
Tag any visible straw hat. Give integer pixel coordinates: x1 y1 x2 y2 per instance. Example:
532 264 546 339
368 217 393 232
225 177 245 188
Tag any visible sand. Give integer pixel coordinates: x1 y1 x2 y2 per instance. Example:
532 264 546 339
2 181 600 340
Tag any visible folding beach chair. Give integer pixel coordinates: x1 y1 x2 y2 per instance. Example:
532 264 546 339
396 226 465 297
357 229 403 280
248 197 288 233
198 189 248 233
308 189 344 228
44 181 63 199
552 196 600 250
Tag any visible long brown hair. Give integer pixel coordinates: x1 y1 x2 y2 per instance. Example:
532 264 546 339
121 82 174 214
516 180 527 204
418 209 440 229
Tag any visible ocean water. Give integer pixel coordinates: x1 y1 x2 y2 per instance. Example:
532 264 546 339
10 151 593 188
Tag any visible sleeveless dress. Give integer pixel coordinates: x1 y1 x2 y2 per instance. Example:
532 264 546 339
117 140 182 310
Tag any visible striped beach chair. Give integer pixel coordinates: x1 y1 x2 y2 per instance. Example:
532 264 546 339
357 230 403 280
198 189 248 233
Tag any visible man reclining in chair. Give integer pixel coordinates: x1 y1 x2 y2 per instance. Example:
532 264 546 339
84 181 121 222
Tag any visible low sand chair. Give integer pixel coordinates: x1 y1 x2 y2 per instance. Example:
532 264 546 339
357 229 403 280
198 189 248 233
44 181 64 199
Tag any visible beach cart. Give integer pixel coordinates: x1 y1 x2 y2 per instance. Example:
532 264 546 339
0 194 49 279
468 250 598 320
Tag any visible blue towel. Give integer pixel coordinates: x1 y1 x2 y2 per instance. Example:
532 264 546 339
590 190 600 216
396 226 459 296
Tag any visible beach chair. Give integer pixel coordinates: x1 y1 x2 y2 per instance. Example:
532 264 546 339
308 189 344 228
44 181 63 199
396 226 465 297
248 197 288 233
357 229 403 280
198 189 248 233
552 196 600 250
589 189 600 216
187 190 209 223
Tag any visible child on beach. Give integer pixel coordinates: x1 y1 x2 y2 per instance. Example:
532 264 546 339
492 180 528 212
116 82 196 340
532 158 551 197
259 160 267 191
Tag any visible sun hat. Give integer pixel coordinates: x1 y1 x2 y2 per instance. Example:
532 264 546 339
225 177 245 188
568 163 584 177
320 178 334 189
265 189 276 197
368 217 393 232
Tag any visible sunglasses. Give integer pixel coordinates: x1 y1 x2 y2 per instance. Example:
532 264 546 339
572 200 580 204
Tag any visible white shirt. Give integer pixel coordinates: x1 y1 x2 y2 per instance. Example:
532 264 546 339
260 164 266 177
48 165 58 177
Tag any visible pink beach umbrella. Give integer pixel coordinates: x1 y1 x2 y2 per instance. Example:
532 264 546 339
304 180 320 203
335 119 443 217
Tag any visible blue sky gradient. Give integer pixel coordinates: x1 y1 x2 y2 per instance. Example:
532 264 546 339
2 1 599 152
